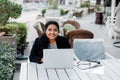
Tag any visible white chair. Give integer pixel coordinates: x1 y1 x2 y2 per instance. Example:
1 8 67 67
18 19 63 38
106 4 120 40
73 39 114 61
106 16 116 39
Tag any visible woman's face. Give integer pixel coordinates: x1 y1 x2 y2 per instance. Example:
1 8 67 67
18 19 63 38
45 24 59 41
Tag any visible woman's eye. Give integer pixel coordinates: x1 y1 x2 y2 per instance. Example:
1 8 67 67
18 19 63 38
54 29 58 32
48 29 52 31
48 29 58 32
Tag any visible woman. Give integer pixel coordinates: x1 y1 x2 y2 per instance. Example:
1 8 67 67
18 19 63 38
29 21 71 63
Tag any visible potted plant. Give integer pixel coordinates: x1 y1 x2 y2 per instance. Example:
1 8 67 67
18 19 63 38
41 9 46 17
0 0 23 45
95 4 104 12
0 22 28 60
95 4 104 24
60 9 67 16
0 0 28 60
0 41 16 80
80 1 90 15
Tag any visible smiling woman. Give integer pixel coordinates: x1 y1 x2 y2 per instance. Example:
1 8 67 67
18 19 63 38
29 21 71 64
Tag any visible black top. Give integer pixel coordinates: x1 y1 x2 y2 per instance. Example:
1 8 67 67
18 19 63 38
29 33 71 64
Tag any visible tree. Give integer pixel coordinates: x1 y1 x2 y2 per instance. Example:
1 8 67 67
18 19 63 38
0 0 23 26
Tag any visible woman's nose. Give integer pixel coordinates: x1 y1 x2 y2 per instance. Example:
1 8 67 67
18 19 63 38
51 30 54 34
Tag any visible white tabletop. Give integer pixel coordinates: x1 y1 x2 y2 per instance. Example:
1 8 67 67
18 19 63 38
19 59 120 80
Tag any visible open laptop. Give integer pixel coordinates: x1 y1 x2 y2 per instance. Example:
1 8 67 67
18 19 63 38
43 49 74 69
73 39 105 61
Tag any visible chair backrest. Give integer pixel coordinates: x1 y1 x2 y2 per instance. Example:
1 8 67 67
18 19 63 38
88 7 94 14
63 20 80 29
73 10 84 17
66 29 94 47
34 22 45 37
73 39 105 61
62 20 80 36
106 9 120 39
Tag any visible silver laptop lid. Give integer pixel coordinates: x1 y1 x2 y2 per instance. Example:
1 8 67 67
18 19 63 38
73 39 105 61
43 49 74 69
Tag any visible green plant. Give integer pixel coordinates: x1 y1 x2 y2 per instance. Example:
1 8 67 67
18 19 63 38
41 9 46 16
0 22 28 53
0 41 16 80
81 1 90 8
81 4 89 8
0 0 23 26
47 0 58 9
60 9 66 15
96 7 102 12
41 8 67 16
95 4 104 12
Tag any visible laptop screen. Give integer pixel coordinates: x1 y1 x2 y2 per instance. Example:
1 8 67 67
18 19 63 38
43 49 74 69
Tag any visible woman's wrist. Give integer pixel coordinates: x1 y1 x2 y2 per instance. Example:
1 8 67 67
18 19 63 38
40 58 44 62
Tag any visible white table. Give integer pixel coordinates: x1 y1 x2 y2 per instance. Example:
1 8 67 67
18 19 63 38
19 59 120 80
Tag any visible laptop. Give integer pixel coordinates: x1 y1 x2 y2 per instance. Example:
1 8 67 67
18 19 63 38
43 49 74 69
73 39 105 61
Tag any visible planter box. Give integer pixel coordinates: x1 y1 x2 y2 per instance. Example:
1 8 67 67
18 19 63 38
0 34 17 48
95 12 103 24
0 32 5 36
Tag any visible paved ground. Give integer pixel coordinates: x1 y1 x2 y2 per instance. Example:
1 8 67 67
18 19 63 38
13 10 120 80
